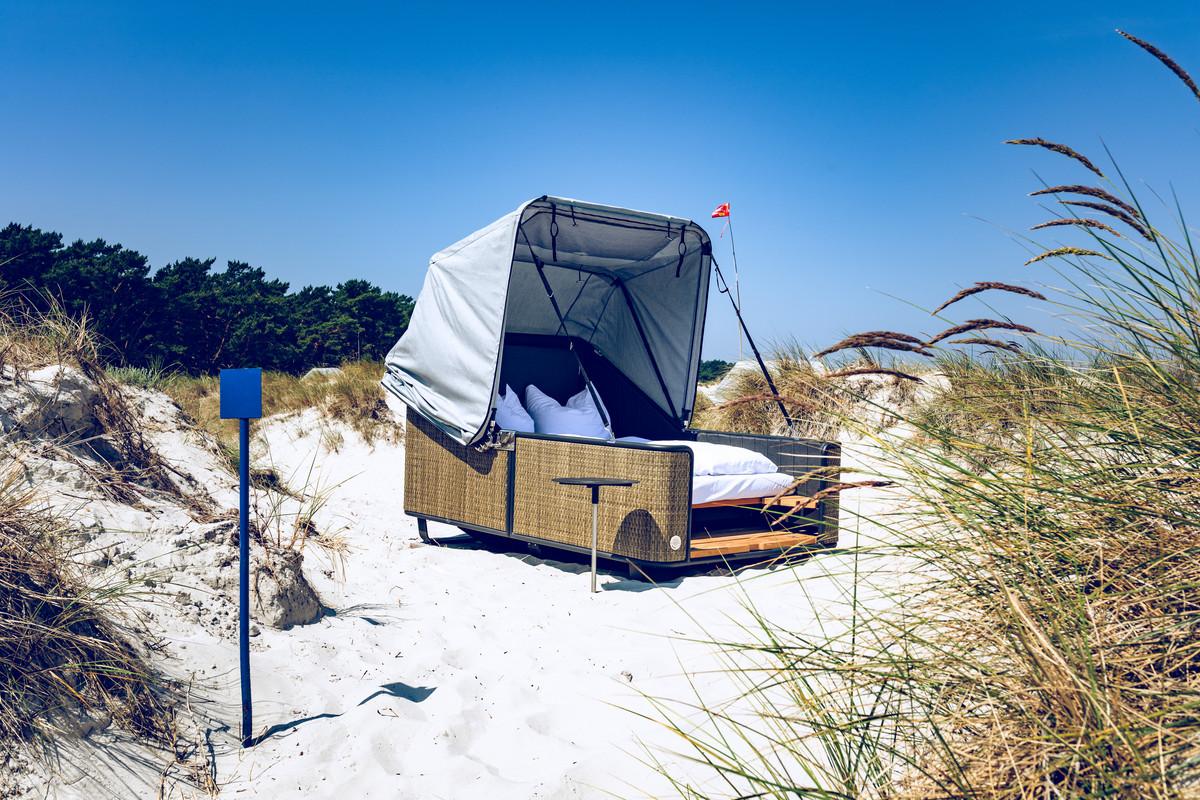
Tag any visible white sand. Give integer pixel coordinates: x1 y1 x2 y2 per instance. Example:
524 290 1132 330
209 411 899 799
4 370 902 799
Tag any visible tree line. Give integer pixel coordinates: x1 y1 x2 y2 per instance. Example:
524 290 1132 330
0 223 414 374
697 359 734 384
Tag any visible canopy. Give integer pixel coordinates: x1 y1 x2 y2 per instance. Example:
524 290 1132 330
383 196 713 445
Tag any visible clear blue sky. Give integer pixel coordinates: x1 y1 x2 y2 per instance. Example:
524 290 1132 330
3 2 1198 359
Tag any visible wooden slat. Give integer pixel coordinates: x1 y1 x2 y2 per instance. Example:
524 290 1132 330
689 530 819 558
692 494 811 510
691 497 761 509
773 496 810 508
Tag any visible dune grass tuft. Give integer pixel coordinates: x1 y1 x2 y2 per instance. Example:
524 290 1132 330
693 345 926 438
0 468 175 754
0 295 200 509
121 361 402 456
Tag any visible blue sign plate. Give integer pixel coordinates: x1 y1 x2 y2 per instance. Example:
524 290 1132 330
220 368 263 419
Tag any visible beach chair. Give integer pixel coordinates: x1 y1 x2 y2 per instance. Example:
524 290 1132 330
384 197 840 571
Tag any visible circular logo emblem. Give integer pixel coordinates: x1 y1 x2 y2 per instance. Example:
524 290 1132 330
669 535 682 551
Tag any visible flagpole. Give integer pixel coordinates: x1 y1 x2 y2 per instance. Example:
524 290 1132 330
727 212 744 362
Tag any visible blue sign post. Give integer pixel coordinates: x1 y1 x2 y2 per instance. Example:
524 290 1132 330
219 368 263 748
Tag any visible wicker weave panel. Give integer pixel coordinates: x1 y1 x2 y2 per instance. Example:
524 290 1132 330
512 438 691 563
405 413 509 531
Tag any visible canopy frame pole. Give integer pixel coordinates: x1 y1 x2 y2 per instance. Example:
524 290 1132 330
712 258 794 430
518 224 612 430
615 279 679 424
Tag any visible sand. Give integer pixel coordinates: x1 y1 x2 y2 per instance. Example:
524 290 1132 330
214 411 899 799
3 369 901 799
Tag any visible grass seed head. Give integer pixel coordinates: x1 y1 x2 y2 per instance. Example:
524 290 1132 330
947 337 1024 353
932 282 1049 315
927 319 1037 346
1030 184 1141 218
1118 29 1200 103
1005 137 1105 177
1031 217 1123 237
1061 200 1153 238
1025 246 1109 265
845 330 926 345
815 334 934 359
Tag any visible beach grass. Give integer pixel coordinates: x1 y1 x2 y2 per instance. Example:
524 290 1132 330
691 343 923 440
0 326 181 770
0 468 177 753
654 30 1200 800
111 360 401 454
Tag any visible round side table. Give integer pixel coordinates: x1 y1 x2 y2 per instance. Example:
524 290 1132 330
551 477 639 593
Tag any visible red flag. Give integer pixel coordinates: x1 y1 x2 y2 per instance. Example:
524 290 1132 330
711 202 730 218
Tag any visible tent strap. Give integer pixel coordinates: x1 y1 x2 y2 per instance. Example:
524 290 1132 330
517 224 612 430
712 257 795 430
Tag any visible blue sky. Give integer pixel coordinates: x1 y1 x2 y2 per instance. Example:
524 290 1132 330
3 2 1199 359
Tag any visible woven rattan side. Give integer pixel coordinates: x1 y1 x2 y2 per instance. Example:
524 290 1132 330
405 413 509 532
512 437 691 563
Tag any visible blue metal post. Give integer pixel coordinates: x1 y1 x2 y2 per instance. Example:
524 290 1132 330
219 368 261 748
239 417 252 747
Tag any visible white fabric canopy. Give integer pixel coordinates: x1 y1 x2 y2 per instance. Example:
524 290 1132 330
383 197 712 445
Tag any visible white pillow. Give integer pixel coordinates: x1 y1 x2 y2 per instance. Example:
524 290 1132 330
566 386 613 437
525 385 612 440
494 384 535 433
651 440 778 476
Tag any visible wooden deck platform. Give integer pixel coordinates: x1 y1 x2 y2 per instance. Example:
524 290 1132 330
692 494 813 511
689 530 819 558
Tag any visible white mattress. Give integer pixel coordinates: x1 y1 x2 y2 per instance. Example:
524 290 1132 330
691 471 795 505
616 437 791 504
618 436 777 476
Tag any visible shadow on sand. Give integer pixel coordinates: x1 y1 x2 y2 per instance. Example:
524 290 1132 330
419 525 813 590
246 681 436 746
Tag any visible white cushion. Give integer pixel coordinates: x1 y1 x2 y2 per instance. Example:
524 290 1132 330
525 384 612 440
494 384 535 433
691 471 795 505
642 440 778 476
565 387 613 437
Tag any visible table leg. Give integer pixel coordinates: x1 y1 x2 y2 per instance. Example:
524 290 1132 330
591 502 598 593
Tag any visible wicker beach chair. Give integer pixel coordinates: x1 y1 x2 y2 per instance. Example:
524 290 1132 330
386 197 840 571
